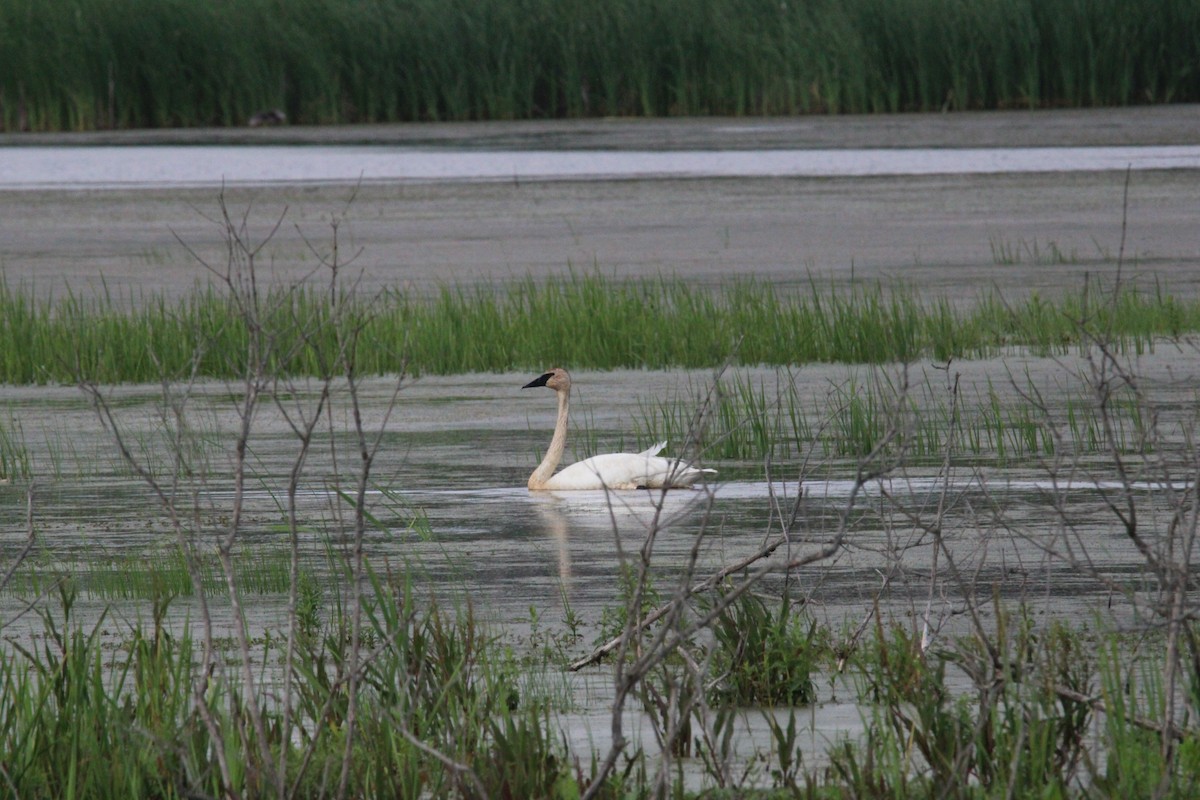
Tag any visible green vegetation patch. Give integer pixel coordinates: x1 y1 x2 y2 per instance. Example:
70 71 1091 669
0 580 581 799
2 273 1195 385
1 545 323 601
708 590 821 706
1 569 1198 797
635 368 1159 466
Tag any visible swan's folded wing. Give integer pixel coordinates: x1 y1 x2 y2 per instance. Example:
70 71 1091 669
545 452 714 490
637 440 667 457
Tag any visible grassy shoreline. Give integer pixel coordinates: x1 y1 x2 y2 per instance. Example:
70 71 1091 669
1 273 1196 385
3 0 1198 131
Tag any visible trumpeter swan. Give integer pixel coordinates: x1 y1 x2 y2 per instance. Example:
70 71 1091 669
522 368 715 491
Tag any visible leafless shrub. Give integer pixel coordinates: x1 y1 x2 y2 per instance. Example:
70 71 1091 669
78 191 428 799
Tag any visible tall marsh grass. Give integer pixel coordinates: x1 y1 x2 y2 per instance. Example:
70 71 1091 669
0 414 31 480
2 0 1198 130
635 367 1151 466
0 581 582 799
2 274 1194 385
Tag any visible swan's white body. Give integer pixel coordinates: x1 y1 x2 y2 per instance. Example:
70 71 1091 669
523 368 715 491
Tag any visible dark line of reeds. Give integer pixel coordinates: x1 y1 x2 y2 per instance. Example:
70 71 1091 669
0 273 1195 385
2 0 1199 131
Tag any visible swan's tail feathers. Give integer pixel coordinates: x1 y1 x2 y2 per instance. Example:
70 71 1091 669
663 464 717 488
638 440 668 457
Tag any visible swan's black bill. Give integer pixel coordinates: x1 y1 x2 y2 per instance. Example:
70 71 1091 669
523 372 552 389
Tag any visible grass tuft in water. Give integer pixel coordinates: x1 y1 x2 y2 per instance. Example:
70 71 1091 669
707 590 821 706
0 415 31 481
633 365 1157 472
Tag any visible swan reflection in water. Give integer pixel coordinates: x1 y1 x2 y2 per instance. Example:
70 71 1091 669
526 485 716 598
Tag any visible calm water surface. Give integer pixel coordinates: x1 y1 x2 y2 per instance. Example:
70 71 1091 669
4 144 1200 189
1 357 1189 630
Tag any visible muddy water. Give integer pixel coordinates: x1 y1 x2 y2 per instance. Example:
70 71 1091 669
2 108 1200 780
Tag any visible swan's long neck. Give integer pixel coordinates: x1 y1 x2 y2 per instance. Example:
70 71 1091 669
529 386 570 490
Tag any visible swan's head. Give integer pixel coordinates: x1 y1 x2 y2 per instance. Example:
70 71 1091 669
523 367 571 393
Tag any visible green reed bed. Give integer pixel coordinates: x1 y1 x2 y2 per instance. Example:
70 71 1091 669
636 367 1154 466
3 0 1199 131
1 274 1197 386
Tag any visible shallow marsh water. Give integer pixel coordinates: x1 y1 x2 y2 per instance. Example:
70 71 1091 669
8 353 1193 597
2 108 1199 782
3 351 1198 776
